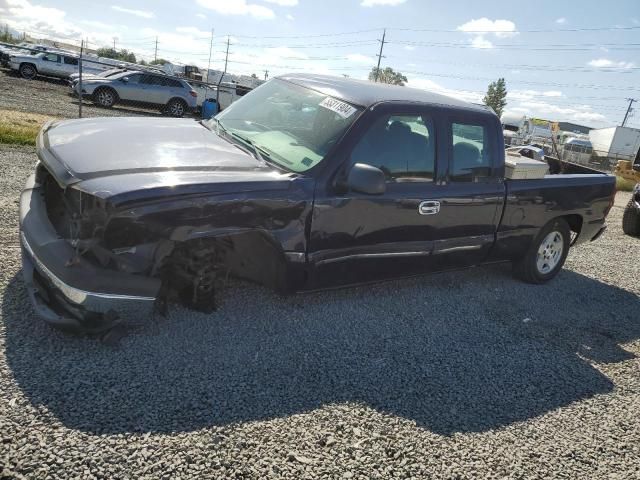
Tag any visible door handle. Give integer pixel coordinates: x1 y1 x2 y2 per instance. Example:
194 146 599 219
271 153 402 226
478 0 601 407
418 200 440 215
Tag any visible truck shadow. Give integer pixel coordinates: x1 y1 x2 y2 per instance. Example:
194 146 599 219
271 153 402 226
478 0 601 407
3 265 638 435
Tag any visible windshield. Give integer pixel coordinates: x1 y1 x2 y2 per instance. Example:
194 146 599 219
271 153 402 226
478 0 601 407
208 79 363 173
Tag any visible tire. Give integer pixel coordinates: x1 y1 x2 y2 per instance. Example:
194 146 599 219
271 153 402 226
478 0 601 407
513 218 571 284
19 63 37 80
622 199 640 237
93 87 117 108
166 98 187 118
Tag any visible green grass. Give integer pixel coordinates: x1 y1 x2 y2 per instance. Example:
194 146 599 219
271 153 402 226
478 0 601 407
616 176 638 192
0 109 58 146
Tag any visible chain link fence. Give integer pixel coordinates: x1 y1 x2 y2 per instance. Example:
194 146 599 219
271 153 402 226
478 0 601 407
1 36 638 174
0 37 263 129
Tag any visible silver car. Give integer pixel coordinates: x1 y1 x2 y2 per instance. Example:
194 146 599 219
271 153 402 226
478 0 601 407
75 71 198 117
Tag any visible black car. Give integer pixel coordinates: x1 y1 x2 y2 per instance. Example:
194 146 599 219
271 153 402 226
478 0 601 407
19 74 616 333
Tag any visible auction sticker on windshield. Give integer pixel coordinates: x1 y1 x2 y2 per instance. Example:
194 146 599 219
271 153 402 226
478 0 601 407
319 97 357 119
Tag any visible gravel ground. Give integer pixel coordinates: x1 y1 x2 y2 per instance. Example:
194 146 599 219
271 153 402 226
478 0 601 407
0 143 639 479
0 68 196 119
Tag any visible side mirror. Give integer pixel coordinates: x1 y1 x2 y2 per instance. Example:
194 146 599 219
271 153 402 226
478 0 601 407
121 77 129 83
347 163 386 195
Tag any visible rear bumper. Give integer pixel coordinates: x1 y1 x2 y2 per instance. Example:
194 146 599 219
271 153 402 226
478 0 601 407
19 175 160 330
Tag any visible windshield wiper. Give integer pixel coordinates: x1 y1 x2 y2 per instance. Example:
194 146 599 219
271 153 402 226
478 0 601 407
229 132 285 170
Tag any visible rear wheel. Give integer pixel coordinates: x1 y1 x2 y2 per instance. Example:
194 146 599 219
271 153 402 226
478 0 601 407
622 199 640 237
513 218 571 284
166 98 187 118
19 63 37 80
93 87 117 108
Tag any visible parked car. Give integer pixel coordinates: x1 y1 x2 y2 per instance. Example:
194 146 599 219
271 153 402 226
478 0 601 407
8 51 99 80
68 67 127 84
19 74 616 333
73 71 197 117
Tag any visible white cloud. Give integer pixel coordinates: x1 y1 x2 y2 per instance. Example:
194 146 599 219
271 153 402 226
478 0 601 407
196 0 275 19
345 53 373 64
196 13 207 19
361 0 407 6
457 17 518 50
262 0 298 5
111 5 155 19
508 90 564 101
0 0 84 40
471 36 493 49
176 26 209 36
408 77 484 104
286 13 294 20
457 17 518 38
588 58 635 69
555 17 566 24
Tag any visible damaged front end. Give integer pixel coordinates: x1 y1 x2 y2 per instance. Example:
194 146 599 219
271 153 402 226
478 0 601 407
20 165 224 334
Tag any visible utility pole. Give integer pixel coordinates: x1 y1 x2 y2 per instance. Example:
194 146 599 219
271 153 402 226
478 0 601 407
206 28 214 83
154 36 158 62
622 98 636 127
78 40 83 119
264 69 269 80
223 36 230 74
374 28 386 82
112 37 116 51
216 36 231 106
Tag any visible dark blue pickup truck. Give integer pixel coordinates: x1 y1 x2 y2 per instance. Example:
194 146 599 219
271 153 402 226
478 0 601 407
19 74 616 332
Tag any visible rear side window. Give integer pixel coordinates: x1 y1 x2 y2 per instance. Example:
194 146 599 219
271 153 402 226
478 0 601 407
63 56 78 65
166 78 183 88
351 114 436 181
139 74 162 85
450 122 493 182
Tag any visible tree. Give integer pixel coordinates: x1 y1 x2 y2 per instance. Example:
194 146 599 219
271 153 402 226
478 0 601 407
250 73 258 79
368 67 407 86
0 24 17 44
96 47 137 63
150 58 168 65
483 78 507 118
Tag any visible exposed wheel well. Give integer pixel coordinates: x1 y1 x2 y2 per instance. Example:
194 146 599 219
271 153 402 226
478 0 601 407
157 230 289 312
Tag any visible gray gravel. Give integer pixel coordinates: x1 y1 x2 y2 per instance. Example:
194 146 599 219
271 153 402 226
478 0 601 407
1 143 639 479
0 68 196 119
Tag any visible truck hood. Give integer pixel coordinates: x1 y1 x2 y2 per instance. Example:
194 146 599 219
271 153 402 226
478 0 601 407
37 117 296 205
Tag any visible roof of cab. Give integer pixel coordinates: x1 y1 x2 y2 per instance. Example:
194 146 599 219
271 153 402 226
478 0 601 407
278 73 493 114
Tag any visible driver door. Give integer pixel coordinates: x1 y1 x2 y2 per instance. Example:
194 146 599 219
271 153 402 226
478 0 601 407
308 105 444 287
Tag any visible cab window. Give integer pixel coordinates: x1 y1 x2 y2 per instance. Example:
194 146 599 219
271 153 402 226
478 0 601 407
450 122 493 182
351 114 436 182
63 56 78 65
42 53 60 63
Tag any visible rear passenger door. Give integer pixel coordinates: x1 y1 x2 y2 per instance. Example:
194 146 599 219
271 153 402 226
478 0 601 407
61 56 78 76
139 75 169 105
433 113 505 266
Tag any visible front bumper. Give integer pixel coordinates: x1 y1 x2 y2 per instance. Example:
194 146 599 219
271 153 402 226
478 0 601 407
19 174 160 330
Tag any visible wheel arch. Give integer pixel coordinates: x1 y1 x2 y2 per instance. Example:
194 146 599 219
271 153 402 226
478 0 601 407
169 227 293 294
557 213 583 245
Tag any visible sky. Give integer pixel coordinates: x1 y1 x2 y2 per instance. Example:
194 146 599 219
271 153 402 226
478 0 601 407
1 0 639 128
